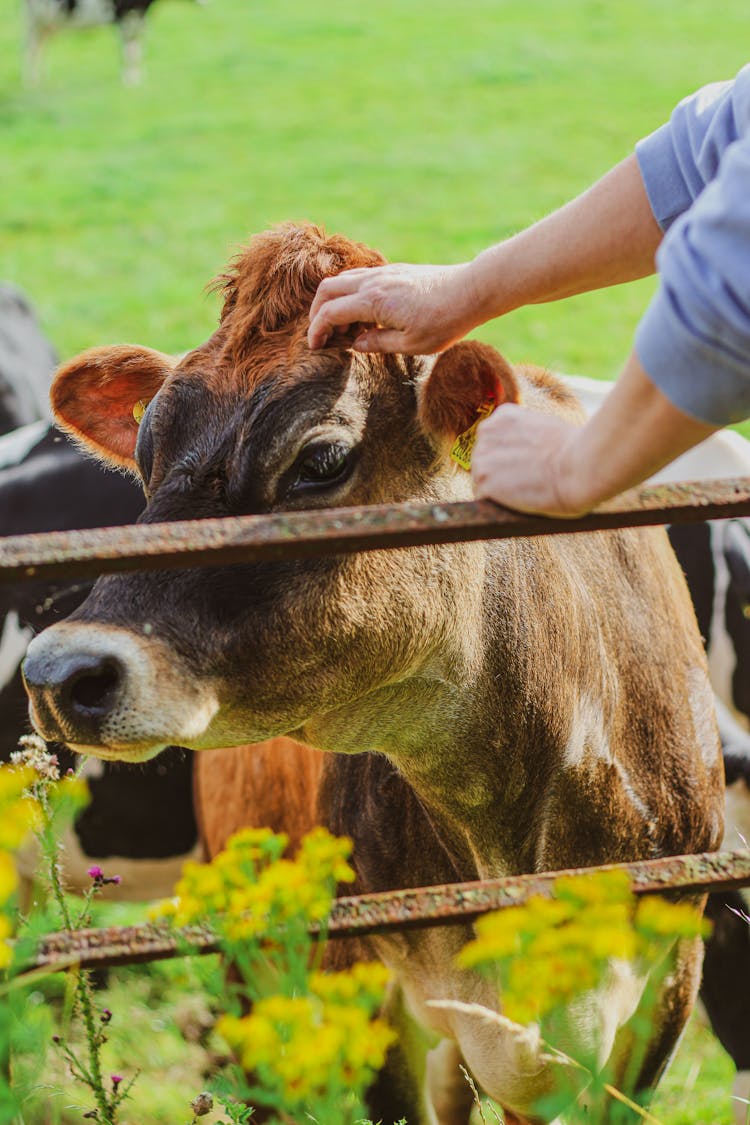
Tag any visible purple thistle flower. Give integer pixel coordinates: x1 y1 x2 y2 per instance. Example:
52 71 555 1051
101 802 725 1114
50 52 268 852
87 866 103 880
111 1074 123 1087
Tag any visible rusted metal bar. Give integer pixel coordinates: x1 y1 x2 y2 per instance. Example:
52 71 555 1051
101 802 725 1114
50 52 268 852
2 477 750 584
24 848 750 975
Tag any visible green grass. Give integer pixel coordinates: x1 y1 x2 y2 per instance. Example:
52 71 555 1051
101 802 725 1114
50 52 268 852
14 952 741 1125
2 1 749 1120
652 1009 738 1125
2 0 748 374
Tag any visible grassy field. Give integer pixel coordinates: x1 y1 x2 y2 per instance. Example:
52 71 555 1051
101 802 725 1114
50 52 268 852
1 0 748 373
2 0 750 1121
12 936 740 1125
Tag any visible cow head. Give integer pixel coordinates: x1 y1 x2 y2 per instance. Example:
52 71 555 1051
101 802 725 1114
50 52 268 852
23 224 580 763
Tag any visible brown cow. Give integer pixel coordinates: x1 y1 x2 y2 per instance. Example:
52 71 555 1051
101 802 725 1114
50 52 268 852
23 224 724 1124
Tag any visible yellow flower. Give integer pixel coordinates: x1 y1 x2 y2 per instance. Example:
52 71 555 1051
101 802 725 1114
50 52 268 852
297 827 356 886
635 896 709 940
147 897 177 921
219 991 395 1106
163 825 357 941
0 767 42 851
0 765 35 803
216 958 394 1109
51 775 89 811
0 853 18 906
310 962 391 1007
555 869 633 906
455 869 713 1029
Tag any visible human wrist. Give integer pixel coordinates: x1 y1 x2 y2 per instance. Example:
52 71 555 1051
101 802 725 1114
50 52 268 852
552 431 603 517
465 245 518 325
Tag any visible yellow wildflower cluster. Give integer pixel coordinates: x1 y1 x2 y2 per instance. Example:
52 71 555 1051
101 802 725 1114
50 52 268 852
457 870 709 1026
155 825 355 939
217 963 395 1107
156 826 396 1118
0 764 43 969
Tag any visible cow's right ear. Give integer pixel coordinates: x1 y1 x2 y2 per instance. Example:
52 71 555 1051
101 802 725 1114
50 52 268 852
51 345 177 470
417 340 520 457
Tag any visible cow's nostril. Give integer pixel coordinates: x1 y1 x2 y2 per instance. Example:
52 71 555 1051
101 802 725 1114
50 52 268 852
66 660 121 716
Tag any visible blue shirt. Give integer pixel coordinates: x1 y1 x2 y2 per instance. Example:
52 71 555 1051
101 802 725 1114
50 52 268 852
635 64 750 425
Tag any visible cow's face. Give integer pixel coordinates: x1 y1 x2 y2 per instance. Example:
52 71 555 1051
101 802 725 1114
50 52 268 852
23 226 555 763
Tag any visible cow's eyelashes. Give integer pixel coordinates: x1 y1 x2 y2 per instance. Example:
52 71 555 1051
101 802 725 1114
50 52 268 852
291 442 353 492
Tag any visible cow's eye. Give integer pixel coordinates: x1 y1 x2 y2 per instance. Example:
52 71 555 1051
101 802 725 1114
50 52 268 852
294 442 352 490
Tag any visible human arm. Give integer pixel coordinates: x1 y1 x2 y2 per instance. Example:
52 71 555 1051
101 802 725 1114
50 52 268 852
476 67 750 516
307 153 662 354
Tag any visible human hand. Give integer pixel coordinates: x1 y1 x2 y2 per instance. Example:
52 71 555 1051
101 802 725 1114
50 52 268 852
470 404 593 518
307 262 482 354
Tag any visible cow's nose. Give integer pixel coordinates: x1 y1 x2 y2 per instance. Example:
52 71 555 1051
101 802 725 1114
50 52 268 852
23 649 124 723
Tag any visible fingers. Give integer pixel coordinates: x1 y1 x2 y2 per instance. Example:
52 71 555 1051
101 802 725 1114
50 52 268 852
353 327 409 354
308 260 467 354
307 291 380 350
308 270 380 349
308 269 372 323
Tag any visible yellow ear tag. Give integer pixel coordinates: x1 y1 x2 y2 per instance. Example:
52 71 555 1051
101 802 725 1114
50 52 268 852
132 399 149 424
450 399 497 470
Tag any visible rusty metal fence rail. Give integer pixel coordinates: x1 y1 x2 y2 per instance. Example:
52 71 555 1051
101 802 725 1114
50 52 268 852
3 477 750 584
25 849 750 975
8 475 750 975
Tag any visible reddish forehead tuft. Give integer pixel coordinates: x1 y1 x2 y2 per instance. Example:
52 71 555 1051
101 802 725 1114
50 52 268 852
215 223 385 356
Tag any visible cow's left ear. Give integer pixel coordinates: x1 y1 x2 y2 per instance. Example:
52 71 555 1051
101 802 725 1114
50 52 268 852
51 345 177 470
418 341 520 452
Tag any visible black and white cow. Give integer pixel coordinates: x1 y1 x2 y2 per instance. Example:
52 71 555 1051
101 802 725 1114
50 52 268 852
0 420 200 899
567 374 750 1123
0 288 199 897
23 0 201 86
0 284 55 435
667 516 750 1121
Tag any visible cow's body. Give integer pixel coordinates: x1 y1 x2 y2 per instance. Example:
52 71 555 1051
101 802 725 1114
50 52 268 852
0 420 199 898
23 0 179 85
23 226 724 1123
567 373 750 1123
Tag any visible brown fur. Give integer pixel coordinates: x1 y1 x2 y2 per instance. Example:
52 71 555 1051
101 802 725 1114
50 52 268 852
216 222 385 341
32 224 726 1124
195 737 324 858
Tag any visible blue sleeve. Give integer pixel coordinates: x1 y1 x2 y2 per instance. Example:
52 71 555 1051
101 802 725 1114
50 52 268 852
633 65 750 426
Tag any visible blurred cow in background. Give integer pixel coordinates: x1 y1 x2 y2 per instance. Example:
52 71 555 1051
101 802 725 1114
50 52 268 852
0 420 201 900
0 287 200 899
23 0 201 86
0 284 54 433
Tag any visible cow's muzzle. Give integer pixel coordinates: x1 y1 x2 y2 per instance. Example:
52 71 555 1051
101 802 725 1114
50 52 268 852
22 622 220 761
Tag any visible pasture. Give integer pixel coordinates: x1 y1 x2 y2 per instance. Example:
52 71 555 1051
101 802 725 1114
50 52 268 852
1 0 749 1121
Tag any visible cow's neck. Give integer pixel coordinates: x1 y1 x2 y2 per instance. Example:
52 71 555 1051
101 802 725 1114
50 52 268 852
301 653 550 879
302 536 622 880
